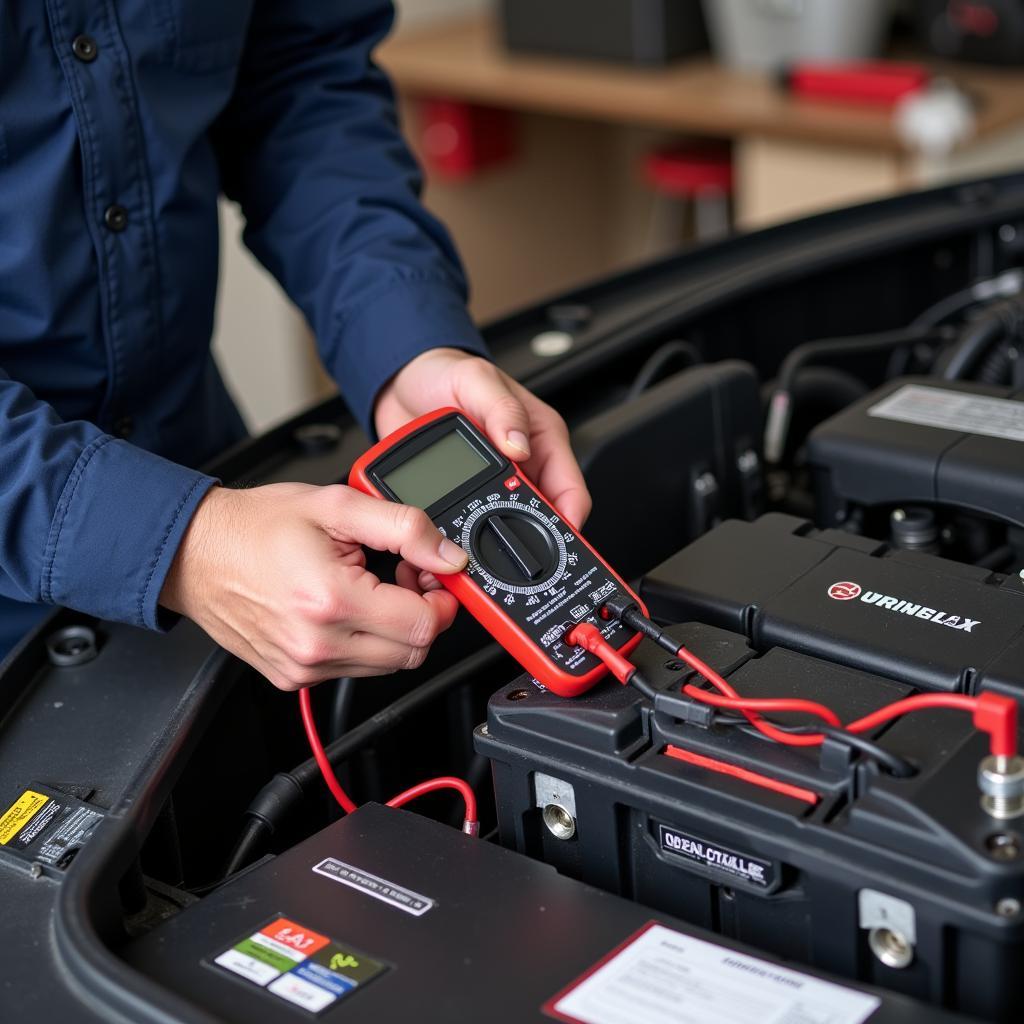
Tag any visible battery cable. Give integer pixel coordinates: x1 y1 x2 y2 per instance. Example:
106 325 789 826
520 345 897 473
298 688 479 835
569 598 1018 765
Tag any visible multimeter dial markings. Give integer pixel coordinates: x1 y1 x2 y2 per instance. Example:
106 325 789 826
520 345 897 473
459 500 568 595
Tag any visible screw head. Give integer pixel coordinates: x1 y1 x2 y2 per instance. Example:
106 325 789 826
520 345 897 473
996 897 1021 918
868 927 914 969
542 803 576 841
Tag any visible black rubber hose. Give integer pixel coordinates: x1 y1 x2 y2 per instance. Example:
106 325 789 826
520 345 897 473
940 305 1013 381
627 340 703 398
764 327 942 463
224 643 506 875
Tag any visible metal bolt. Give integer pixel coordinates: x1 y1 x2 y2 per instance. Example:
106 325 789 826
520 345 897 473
46 625 98 667
542 803 576 841
664 659 685 672
996 897 1021 918
29 863 42 880
986 833 1021 861
979 755 1024 820
507 688 531 702
868 927 914 969
1018 569 1024 583
530 331 574 358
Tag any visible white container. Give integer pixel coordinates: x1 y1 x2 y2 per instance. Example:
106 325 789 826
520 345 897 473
702 0 893 71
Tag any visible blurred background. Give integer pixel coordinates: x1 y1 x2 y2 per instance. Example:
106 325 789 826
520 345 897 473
212 0 1024 431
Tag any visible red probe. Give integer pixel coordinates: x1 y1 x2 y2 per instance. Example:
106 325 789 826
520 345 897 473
299 688 479 835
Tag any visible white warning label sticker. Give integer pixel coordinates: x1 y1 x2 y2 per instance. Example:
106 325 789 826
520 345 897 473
868 384 1024 443
546 924 880 1024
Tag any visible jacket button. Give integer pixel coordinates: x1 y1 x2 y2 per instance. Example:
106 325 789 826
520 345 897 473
104 204 128 232
114 416 134 439
72 35 99 62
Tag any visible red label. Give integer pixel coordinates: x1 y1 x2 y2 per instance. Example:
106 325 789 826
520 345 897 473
504 476 521 490
828 581 862 601
259 917 330 955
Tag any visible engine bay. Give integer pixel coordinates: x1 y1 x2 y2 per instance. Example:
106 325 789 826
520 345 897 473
4 175 1024 1023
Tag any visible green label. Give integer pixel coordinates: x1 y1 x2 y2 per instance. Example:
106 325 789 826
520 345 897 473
234 937 296 974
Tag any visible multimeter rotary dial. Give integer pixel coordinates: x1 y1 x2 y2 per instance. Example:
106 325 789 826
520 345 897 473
461 500 568 595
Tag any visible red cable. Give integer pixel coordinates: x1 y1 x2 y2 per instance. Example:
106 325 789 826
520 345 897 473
387 777 478 832
570 620 1018 759
299 687 358 813
298 688 479 832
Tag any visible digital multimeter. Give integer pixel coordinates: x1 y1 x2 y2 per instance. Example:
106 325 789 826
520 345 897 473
349 408 646 697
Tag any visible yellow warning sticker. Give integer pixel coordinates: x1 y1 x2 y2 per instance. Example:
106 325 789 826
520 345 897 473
0 790 49 845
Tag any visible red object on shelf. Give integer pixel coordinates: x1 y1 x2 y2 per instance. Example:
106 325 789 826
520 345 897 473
417 98 518 181
643 144 734 197
784 61 931 108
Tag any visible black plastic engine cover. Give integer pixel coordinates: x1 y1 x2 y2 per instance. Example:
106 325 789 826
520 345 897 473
640 513 1024 698
806 376 1024 529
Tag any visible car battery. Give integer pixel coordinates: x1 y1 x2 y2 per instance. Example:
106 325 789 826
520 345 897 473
119 804 937 1024
640 512 1024 701
476 623 1024 1021
805 377 1024 530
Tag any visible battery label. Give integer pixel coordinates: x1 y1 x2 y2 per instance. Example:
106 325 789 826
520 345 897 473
868 384 1024 443
659 825 777 890
210 915 385 1015
0 785 103 869
0 790 49 845
545 923 880 1024
312 857 435 916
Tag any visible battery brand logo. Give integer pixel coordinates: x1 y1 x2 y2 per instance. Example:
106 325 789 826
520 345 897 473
659 825 775 888
827 582 981 633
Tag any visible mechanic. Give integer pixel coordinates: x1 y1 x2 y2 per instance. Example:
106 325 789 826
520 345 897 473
0 1 591 686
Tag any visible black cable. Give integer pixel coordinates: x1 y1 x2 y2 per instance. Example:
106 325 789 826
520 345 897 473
224 643 506 875
763 326 947 464
941 297 1024 381
889 269 1024 377
628 340 703 398
329 676 357 742
714 714 916 778
602 594 916 777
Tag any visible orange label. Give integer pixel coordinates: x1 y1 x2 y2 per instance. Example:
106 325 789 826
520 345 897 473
259 917 330 957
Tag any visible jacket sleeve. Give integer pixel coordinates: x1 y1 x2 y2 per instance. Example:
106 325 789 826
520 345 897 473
212 0 489 434
0 372 216 627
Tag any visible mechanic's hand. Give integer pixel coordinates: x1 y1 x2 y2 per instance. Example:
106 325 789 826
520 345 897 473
375 348 591 527
159 483 466 690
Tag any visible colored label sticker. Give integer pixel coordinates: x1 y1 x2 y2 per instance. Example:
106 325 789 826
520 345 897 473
210 914 387 1016
234 937 297 975
259 916 331 957
0 790 48 845
291 961 356 998
312 944 387 986
268 973 336 1012
214 948 278 987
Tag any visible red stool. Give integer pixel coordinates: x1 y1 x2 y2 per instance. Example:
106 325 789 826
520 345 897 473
642 143 734 250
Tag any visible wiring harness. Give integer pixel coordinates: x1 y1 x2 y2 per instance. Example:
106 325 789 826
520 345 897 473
567 594 1018 779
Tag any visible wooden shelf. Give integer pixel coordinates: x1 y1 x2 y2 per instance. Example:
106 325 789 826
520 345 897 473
379 13 1024 153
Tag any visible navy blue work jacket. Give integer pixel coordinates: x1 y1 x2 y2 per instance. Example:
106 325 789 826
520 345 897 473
0 1 486 654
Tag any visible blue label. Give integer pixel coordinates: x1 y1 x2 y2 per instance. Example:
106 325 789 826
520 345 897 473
291 961 356 998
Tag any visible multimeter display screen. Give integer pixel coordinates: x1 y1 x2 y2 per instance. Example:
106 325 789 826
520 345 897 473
381 429 491 509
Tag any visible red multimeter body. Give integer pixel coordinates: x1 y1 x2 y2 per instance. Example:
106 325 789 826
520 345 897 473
349 408 645 697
